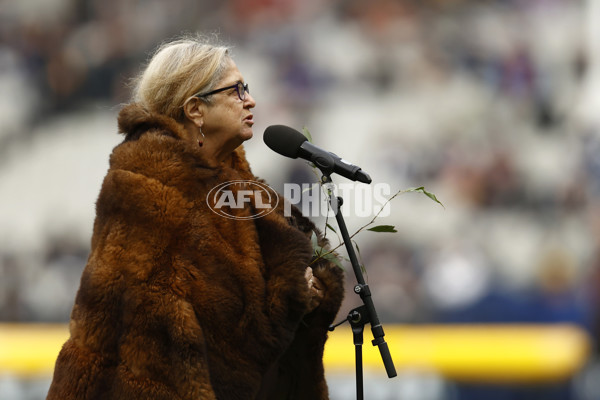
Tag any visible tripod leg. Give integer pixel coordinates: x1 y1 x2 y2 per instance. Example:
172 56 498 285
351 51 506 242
350 307 366 400
355 340 363 400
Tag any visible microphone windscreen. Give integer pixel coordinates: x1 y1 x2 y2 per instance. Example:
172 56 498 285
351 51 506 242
263 125 307 158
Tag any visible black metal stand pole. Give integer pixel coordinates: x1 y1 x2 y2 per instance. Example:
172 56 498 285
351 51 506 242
323 174 397 400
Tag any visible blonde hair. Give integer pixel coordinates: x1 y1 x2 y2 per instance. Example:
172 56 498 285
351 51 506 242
131 35 231 121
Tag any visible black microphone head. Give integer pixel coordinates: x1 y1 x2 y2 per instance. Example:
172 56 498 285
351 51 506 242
263 125 308 159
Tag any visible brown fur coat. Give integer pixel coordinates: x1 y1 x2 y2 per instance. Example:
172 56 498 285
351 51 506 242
46 104 345 400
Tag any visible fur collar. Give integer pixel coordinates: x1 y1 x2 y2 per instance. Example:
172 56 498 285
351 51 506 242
114 103 254 181
117 103 185 139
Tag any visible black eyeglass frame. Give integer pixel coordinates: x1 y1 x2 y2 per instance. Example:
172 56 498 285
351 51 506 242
195 82 249 101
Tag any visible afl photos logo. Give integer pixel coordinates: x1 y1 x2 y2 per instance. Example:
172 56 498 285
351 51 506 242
207 180 279 220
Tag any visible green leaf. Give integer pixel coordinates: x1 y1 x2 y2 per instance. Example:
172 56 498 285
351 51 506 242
360 264 367 275
322 251 345 270
406 186 445 208
311 244 345 270
367 225 398 233
353 240 361 256
352 240 363 264
302 127 313 143
310 231 319 252
313 246 325 257
353 240 367 278
326 223 337 234
302 183 314 194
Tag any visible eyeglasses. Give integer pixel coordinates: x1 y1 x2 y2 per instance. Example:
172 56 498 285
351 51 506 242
195 82 249 101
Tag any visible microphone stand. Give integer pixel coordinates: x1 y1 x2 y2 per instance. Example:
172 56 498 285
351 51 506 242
320 174 397 400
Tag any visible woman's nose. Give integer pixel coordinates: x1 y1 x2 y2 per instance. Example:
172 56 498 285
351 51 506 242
245 92 256 108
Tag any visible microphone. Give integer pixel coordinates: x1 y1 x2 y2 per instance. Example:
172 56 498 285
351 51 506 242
263 125 372 184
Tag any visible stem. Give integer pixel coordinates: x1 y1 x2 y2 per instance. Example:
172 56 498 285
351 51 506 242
311 187 407 265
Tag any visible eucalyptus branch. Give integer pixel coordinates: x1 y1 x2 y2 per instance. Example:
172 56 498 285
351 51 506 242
309 186 443 267
310 187 400 264
301 126 446 269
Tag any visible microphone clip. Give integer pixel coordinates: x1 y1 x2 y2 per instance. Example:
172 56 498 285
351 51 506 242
308 151 336 177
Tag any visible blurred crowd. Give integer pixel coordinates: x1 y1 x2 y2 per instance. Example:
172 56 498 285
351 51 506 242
1 0 600 398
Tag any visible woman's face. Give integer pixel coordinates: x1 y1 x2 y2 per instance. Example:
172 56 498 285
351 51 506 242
202 60 256 154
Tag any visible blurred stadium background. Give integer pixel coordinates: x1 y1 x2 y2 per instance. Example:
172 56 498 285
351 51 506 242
1 0 600 399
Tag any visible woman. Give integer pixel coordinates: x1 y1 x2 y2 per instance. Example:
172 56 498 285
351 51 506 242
46 37 345 400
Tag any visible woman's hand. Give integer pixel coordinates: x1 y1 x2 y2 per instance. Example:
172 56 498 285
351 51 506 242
305 267 325 313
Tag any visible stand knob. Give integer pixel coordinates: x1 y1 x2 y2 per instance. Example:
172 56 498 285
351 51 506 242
349 310 362 324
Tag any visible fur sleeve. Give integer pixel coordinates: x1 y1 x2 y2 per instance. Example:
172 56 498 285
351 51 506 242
258 204 346 400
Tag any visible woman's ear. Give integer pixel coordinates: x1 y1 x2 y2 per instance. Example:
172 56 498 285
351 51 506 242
183 97 205 127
